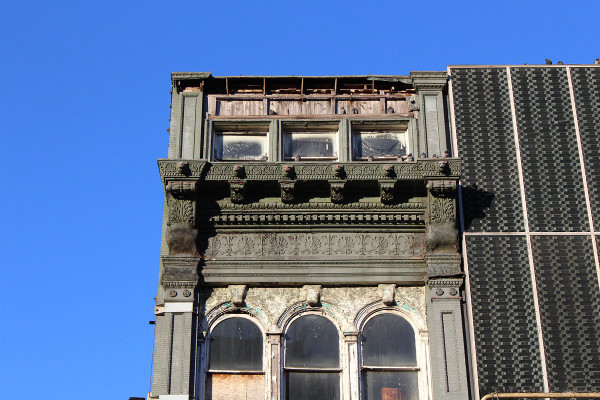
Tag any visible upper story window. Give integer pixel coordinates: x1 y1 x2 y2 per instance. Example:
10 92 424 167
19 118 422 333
207 317 264 400
284 123 339 161
361 313 419 400
284 314 341 400
352 123 409 161
213 124 269 161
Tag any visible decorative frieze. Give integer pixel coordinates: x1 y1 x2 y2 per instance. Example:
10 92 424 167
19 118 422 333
202 232 426 260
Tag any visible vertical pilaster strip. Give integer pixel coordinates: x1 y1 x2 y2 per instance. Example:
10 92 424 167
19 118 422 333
168 87 182 159
152 313 174 395
344 332 359 400
566 66 600 289
427 280 469 400
506 66 549 392
446 67 459 158
267 333 282 400
195 90 204 159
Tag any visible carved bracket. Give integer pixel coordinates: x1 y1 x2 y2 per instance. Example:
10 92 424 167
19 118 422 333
426 180 457 224
280 181 296 204
229 181 247 204
330 181 346 204
379 180 397 205
426 179 458 254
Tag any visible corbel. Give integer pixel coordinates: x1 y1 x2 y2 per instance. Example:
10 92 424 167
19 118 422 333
379 284 396 306
279 181 296 204
425 179 457 223
228 284 248 307
165 180 198 256
379 180 396 205
329 181 346 204
303 285 322 306
425 178 458 254
229 181 247 204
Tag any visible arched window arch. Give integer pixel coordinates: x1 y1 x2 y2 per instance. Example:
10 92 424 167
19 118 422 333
206 316 265 400
361 313 420 400
284 314 341 400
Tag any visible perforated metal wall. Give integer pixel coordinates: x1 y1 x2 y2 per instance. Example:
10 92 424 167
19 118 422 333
451 65 600 398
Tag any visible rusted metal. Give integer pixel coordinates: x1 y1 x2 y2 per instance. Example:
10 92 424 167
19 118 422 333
481 393 600 400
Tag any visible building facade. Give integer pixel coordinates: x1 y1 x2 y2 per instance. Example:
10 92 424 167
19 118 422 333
146 65 600 400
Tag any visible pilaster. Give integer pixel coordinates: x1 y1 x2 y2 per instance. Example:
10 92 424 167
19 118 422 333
426 279 469 400
411 72 449 158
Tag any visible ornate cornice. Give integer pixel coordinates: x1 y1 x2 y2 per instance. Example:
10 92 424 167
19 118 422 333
158 159 460 186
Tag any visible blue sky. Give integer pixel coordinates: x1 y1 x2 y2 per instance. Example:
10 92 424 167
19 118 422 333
0 1 598 399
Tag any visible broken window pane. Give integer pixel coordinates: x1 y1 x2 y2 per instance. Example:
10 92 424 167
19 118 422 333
362 314 417 367
286 372 340 400
353 130 407 159
363 371 419 400
284 132 337 159
209 317 263 371
214 133 267 161
285 315 339 368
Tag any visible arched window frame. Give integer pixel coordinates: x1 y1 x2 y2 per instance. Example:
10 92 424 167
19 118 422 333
355 305 431 400
199 311 269 400
281 310 345 400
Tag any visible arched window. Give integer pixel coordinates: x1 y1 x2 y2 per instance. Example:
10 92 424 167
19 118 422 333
284 314 340 400
207 317 264 400
361 313 419 400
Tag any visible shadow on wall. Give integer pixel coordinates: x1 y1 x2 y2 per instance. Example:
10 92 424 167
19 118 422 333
460 185 494 231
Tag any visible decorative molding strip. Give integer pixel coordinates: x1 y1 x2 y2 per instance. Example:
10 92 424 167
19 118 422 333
158 159 460 183
202 259 427 285
205 200 425 210
199 211 424 227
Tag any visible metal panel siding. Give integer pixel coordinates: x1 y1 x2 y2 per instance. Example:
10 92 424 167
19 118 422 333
532 235 600 391
571 67 600 225
451 68 524 232
511 67 588 231
466 235 544 397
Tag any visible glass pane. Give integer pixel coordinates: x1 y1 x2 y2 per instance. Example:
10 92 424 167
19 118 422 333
285 133 337 158
206 373 264 400
209 318 263 371
362 314 417 367
354 131 406 159
286 372 339 400
363 371 418 400
285 315 339 368
214 134 267 160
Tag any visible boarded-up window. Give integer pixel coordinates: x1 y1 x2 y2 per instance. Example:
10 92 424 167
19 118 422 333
285 315 340 400
207 318 265 400
361 314 419 400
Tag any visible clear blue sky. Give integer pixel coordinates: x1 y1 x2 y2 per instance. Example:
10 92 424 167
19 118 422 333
0 1 598 399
